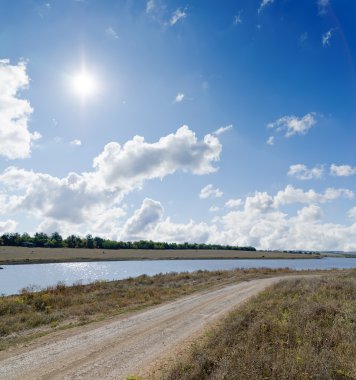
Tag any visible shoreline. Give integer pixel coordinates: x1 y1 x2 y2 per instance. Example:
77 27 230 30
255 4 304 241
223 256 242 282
0 246 322 265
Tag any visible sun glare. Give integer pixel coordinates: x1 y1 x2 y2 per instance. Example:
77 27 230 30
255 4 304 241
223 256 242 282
72 71 97 99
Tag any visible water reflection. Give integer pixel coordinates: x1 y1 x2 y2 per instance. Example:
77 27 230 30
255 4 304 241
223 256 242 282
1 257 356 296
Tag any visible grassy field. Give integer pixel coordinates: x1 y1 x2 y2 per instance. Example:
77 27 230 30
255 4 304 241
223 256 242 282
163 270 356 380
0 268 302 351
0 246 320 264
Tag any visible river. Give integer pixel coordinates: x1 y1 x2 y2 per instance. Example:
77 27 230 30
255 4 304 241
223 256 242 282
1 257 356 296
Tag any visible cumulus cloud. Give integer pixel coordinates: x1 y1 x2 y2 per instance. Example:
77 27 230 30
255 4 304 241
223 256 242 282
0 59 41 159
170 8 187 26
174 93 185 103
258 0 274 14
288 164 324 180
0 219 17 233
0 126 222 234
268 112 317 138
199 184 223 199
105 27 119 40
322 29 333 47
225 198 242 208
213 125 233 136
330 164 356 177
70 139 82 146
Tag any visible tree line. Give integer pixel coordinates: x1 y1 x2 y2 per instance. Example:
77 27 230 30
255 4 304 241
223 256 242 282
0 232 256 251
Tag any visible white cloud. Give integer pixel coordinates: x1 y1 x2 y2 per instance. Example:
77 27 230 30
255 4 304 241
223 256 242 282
322 29 333 47
170 8 187 26
268 112 317 138
266 136 274 145
106 27 119 40
0 219 17 233
347 207 356 220
213 125 233 136
70 139 82 146
146 0 155 13
0 126 222 234
225 198 242 208
174 93 185 103
288 164 324 180
209 206 220 212
258 0 274 14
330 164 356 177
274 185 353 207
199 184 223 199
296 204 323 222
0 59 41 159
318 0 330 15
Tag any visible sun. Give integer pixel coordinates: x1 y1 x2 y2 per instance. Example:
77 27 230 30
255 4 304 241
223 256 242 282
72 70 97 99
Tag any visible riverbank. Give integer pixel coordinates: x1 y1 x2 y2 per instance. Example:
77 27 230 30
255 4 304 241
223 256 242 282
0 268 322 351
163 271 356 380
0 246 320 265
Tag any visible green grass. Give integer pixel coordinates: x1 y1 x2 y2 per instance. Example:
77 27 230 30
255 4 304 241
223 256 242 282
163 270 356 380
0 267 296 350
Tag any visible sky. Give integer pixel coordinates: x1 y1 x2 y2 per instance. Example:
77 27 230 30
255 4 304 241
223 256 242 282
0 0 356 251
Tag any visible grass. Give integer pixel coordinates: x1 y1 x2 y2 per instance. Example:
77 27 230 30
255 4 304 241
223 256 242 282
0 267 297 351
0 246 321 264
163 270 356 380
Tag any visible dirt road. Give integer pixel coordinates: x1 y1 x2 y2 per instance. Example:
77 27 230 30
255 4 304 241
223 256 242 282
0 276 291 379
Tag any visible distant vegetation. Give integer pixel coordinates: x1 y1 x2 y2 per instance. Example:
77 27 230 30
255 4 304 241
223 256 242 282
164 272 356 380
0 232 256 251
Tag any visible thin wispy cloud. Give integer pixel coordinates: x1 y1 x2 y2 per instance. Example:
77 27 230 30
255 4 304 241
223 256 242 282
106 27 119 40
268 112 317 138
299 32 308 44
146 0 155 14
213 125 233 136
233 11 242 25
70 139 82 146
288 164 324 180
322 29 333 47
258 0 275 14
170 8 187 26
318 0 330 15
266 136 274 145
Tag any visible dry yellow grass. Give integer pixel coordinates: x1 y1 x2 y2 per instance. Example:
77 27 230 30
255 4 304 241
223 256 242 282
164 270 356 380
0 246 320 264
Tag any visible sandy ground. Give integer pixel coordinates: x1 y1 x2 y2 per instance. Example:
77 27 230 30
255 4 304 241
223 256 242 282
0 246 320 264
0 276 299 380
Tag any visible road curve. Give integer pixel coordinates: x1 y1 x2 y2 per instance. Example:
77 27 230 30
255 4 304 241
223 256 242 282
0 276 292 380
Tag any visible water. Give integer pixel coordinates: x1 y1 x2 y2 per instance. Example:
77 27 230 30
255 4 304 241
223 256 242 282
1 257 356 296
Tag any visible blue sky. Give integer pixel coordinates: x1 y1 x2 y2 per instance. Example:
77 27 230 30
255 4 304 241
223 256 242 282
0 0 356 250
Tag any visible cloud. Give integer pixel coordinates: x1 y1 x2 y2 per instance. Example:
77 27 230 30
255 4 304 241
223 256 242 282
146 0 155 13
288 164 324 180
170 8 187 26
213 125 233 136
347 207 356 220
0 219 17 233
330 164 356 177
233 11 242 25
258 0 274 14
318 0 330 15
225 198 242 208
266 136 274 145
0 59 41 159
199 184 223 199
70 139 82 146
299 32 308 44
174 93 185 103
268 112 317 138
274 185 353 207
0 126 222 233
322 29 333 47
106 27 119 40
123 198 163 239
209 206 220 212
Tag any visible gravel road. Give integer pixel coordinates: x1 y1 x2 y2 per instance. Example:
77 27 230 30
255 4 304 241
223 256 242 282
0 276 290 379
